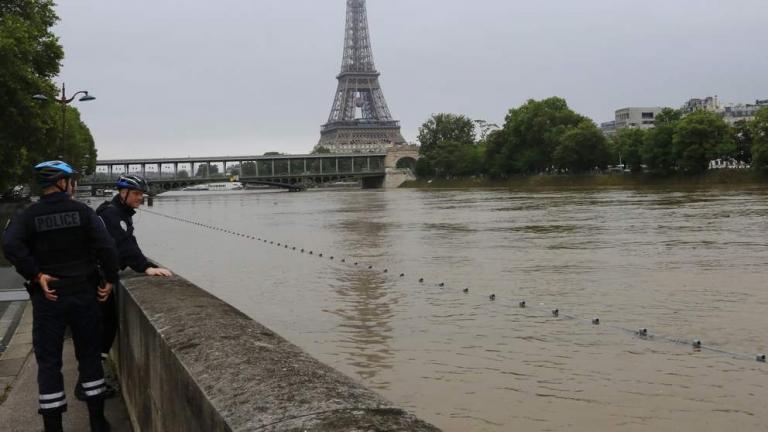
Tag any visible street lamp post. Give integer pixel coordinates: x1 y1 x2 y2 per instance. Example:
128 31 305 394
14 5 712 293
33 83 95 161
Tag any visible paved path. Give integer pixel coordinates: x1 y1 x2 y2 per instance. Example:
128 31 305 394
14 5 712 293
0 304 132 431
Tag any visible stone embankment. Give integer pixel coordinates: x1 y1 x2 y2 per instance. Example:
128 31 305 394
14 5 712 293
115 271 440 431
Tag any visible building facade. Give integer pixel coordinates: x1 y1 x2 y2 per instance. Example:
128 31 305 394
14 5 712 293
603 107 663 135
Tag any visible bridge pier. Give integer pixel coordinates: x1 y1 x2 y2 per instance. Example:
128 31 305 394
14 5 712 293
361 176 385 189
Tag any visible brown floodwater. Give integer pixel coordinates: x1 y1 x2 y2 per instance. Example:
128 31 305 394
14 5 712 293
133 187 768 431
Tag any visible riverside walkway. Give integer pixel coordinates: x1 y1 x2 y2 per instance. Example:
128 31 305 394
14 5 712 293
0 302 132 431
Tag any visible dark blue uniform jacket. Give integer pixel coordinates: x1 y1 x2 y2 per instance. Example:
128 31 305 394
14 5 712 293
96 196 156 273
1 192 119 284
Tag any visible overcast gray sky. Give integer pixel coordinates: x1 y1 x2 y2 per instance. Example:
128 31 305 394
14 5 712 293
54 0 768 159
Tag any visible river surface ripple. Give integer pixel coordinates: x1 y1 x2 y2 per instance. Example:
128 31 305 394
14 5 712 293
135 188 768 432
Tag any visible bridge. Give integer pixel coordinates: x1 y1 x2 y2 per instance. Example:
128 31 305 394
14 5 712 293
81 146 420 193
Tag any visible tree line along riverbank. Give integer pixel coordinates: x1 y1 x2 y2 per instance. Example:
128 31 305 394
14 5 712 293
412 97 768 180
401 169 767 190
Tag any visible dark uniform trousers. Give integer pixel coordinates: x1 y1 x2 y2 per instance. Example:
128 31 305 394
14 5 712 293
32 281 106 414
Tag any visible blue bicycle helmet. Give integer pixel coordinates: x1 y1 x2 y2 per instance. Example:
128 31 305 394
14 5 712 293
34 161 78 188
116 175 149 193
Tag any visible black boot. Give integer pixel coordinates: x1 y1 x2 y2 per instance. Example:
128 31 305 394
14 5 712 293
42 412 63 432
86 398 111 432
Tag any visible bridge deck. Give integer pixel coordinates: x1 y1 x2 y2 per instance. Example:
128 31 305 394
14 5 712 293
95 153 386 166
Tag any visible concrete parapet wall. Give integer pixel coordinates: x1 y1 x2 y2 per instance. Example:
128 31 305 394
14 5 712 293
114 272 440 432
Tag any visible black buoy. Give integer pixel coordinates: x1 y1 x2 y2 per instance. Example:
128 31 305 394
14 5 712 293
330 256 334 260
319 253 323 257
419 278 424 283
462 288 469 293
368 265 373 269
552 309 559 317
292 247 296 250
489 294 496 301
438 283 445 287
400 273 405 277
637 328 648 337
301 249 305 253
692 340 702 349
592 318 600 325
519 301 526 308
383 269 388 273
354 262 359 266
758 354 767 363
309 251 313 255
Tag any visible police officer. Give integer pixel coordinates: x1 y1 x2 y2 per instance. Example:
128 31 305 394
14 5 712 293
2 161 119 432
95 175 171 373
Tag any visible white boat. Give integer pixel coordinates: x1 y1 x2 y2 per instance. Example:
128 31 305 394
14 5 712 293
206 182 243 191
182 182 243 192
182 185 209 191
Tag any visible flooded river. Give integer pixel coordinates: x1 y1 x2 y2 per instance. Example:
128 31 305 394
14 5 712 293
134 187 767 431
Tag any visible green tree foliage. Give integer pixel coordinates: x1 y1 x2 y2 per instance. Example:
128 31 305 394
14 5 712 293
312 146 331 154
611 128 645 172
417 113 480 177
672 110 734 174
1 0 98 190
732 120 753 163
553 121 610 173
641 108 680 175
500 97 586 174
750 108 768 173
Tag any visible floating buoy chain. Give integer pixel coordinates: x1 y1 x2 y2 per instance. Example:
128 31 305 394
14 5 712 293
139 208 767 365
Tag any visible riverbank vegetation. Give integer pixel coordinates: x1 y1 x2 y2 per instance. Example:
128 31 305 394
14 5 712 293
414 97 768 184
0 0 97 192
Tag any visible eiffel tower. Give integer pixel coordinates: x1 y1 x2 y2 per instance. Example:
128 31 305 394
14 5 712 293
316 0 405 154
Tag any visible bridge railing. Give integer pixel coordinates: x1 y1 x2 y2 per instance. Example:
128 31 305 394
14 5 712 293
84 165 386 184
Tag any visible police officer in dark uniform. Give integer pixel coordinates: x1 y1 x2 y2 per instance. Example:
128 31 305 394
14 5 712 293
2 161 119 432
94 175 171 375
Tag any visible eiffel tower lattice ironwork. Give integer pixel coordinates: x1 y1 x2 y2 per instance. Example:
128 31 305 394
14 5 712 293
317 0 405 153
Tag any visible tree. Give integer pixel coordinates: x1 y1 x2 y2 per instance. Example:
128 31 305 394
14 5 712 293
641 108 680 174
263 151 283 156
553 121 610 173
416 113 478 177
473 119 500 141
312 146 331 154
177 170 189 179
673 110 734 174
482 129 509 178
498 97 587 174
0 0 97 191
417 113 476 159
732 120 753 164
428 140 483 177
611 128 646 172
751 108 768 173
